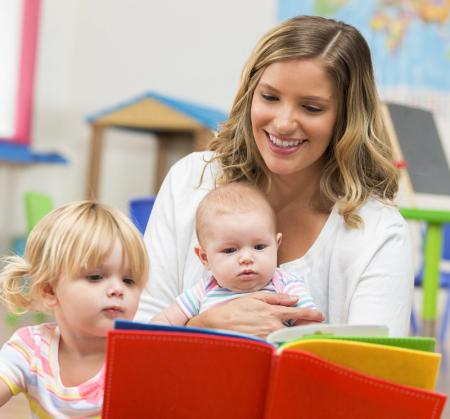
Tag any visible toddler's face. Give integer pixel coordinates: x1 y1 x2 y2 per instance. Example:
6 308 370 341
198 210 280 292
46 240 143 338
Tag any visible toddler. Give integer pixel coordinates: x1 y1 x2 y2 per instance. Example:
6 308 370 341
0 201 148 418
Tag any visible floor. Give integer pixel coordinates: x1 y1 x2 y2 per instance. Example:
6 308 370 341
0 291 449 418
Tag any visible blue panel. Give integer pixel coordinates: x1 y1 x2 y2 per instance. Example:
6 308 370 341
0 140 68 164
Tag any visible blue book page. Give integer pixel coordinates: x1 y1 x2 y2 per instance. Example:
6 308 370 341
114 319 275 347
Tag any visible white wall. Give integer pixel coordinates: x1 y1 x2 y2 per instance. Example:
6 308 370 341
2 1 449 253
0 0 277 252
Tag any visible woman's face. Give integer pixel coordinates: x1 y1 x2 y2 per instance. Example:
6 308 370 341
251 58 338 180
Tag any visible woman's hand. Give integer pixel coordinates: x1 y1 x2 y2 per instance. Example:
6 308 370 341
186 293 324 338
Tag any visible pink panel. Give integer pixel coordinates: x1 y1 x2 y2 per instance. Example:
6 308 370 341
13 0 41 145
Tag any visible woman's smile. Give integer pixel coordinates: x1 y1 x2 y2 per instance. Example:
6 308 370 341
251 58 338 178
265 130 308 155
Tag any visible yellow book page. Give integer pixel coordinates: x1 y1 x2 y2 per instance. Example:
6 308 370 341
281 339 441 390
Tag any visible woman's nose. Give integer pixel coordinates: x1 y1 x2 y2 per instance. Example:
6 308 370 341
274 106 298 134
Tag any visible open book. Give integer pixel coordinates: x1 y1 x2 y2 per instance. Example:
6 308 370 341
102 321 447 419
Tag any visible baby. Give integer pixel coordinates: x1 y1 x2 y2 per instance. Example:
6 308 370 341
152 182 318 326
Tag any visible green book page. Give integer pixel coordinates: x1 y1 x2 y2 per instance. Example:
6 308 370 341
280 335 435 352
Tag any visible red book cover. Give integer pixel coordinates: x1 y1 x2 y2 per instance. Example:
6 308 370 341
264 349 446 419
102 323 447 419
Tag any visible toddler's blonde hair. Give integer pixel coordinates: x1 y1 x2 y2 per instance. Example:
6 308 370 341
0 201 148 314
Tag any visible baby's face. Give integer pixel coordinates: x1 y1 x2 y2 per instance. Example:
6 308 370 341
200 210 280 292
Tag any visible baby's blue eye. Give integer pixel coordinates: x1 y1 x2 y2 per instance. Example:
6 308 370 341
254 244 267 250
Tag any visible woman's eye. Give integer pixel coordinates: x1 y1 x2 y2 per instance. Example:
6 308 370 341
254 244 267 250
223 248 237 254
87 274 102 281
123 277 136 286
261 93 278 102
304 105 322 113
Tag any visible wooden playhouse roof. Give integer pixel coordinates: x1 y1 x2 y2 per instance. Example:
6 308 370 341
86 91 227 132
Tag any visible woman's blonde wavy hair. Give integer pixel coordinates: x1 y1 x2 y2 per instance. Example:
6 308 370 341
207 15 398 227
0 201 148 314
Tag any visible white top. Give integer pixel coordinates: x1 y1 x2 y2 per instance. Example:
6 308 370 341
136 151 414 336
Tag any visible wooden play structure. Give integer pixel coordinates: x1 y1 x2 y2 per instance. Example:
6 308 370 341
85 91 227 200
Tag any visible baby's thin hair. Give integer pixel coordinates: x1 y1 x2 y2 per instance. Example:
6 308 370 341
195 182 276 245
0 200 148 314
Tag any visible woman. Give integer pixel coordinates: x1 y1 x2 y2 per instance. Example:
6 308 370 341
136 15 413 337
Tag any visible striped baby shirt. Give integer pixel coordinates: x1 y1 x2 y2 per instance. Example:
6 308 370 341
176 268 317 319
